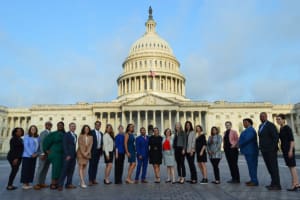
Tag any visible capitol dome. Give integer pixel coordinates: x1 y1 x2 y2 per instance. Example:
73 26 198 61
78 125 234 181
117 7 186 101
128 31 174 57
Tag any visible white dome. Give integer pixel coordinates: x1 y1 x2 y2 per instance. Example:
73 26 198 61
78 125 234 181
128 32 174 57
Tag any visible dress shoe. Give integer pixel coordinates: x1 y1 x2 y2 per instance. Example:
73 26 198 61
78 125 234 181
165 179 171 183
40 184 49 188
267 185 281 191
92 181 98 185
227 179 240 184
33 184 41 190
57 186 63 191
66 184 77 189
211 181 220 184
22 185 32 190
246 182 258 186
6 186 17 190
141 180 148 183
134 180 139 184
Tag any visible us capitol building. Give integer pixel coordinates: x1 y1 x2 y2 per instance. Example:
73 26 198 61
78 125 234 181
0 7 300 153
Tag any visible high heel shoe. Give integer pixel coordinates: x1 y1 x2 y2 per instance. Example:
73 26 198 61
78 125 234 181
125 179 134 184
287 186 299 191
104 179 112 185
179 178 185 184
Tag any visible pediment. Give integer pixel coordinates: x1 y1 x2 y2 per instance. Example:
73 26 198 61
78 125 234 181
124 94 179 106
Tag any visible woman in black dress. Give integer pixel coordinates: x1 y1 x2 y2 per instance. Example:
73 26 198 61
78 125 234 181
195 125 208 184
276 114 300 191
149 127 163 183
6 127 24 190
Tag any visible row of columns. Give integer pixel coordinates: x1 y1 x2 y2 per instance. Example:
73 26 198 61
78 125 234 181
95 110 206 135
119 75 185 96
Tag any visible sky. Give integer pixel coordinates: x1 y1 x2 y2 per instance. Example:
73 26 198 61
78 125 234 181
0 0 299 107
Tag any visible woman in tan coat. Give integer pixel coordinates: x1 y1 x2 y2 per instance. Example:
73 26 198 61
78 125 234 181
77 125 93 188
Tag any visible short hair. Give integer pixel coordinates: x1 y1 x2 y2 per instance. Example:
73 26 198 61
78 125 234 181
69 122 76 127
277 113 286 120
153 127 159 134
12 127 24 137
45 121 52 126
81 124 92 135
243 118 253 125
225 121 232 126
164 128 172 136
57 121 64 126
140 127 146 131
184 121 194 132
95 121 101 125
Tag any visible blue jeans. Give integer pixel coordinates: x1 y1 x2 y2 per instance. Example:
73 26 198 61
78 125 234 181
135 156 148 180
244 154 258 184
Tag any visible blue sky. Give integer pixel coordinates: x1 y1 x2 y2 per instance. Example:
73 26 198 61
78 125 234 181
0 0 299 107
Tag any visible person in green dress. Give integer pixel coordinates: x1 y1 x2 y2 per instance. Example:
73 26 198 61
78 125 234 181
43 121 65 189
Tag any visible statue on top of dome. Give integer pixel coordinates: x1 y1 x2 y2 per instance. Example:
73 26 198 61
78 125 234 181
148 6 153 20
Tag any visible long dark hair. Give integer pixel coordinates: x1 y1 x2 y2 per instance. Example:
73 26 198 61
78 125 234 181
184 121 194 132
28 125 39 137
81 125 92 136
125 123 134 134
11 127 24 138
210 126 219 136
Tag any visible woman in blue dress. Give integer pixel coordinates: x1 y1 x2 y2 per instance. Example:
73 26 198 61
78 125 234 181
124 124 136 183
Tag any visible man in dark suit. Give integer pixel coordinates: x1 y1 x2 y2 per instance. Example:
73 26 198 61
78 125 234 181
135 127 149 183
88 121 103 185
258 112 281 190
58 122 77 191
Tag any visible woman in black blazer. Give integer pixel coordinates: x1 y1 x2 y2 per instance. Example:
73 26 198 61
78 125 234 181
6 127 24 190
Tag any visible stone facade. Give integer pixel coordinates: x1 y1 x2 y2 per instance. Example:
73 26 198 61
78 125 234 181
0 7 299 153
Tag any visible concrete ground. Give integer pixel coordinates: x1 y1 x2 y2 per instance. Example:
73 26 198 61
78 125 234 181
0 155 300 200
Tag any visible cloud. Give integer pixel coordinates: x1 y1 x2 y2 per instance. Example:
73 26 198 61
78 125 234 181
182 0 300 104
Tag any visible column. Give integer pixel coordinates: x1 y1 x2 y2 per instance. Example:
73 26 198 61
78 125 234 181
114 112 118 132
191 111 194 125
170 77 174 93
137 111 140 132
153 110 156 127
107 112 110 124
176 111 179 122
296 114 300 135
128 78 131 93
125 80 127 94
129 111 132 123
100 112 103 122
159 76 162 91
161 110 164 131
183 111 187 122
291 113 296 133
146 76 149 91
169 110 172 129
198 111 202 125
140 76 143 91
145 111 148 130
121 111 126 125
134 77 137 92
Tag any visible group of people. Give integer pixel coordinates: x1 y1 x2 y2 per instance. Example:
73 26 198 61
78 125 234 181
5 112 299 192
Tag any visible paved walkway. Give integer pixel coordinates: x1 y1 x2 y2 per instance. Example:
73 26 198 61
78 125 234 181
0 156 300 200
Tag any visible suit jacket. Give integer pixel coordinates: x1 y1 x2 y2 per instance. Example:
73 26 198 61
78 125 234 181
91 129 103 155
136 135 149 158
63 131 77 159
223 129 239 148
37 129 50 155
186 131 196 153
239 126 258 155
258 120 279 152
